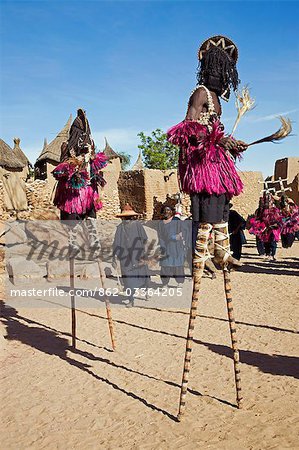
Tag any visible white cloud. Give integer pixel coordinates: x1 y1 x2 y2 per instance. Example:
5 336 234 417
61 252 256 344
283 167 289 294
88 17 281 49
245 109 299 123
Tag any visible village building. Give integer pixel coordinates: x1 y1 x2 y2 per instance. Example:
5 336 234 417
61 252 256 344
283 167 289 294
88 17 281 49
0 138 28 211
12 138 31 180
34 115 72 185
1 115 298 220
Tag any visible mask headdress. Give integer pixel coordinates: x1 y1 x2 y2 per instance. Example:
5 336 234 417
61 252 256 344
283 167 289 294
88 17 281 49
197 35 240 100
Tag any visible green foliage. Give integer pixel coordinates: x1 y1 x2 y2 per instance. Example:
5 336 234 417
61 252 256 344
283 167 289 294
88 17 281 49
137 129 179 170
118 151 132 171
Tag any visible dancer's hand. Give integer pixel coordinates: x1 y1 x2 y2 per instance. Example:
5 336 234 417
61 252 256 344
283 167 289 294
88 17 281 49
219 137 236 151
235 140 248 152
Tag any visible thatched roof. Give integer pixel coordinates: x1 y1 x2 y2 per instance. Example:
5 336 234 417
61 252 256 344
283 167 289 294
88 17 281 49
36 115 72 164
132 150 144 171
103 137 122 161
0 138 25 169
13 138 30 166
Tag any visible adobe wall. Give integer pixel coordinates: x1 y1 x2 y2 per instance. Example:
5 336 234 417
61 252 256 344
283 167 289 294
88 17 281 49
118 170 146 215
143 169 180 219
97 158 122 219
231 171 264 218
274 157 299 184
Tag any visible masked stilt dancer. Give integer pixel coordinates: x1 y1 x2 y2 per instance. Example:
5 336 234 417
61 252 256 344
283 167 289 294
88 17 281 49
51 108 115 349
52 108 107 252
167 35 248 419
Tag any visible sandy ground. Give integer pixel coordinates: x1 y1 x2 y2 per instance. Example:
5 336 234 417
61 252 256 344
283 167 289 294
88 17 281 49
1 236 298 450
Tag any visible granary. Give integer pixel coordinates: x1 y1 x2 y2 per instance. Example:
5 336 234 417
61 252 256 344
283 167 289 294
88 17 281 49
132 150 144 171
12 137 31 180
34 115 72 183
0 138 28 210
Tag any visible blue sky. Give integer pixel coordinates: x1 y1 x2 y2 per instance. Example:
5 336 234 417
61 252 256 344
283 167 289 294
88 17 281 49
0 0 298 177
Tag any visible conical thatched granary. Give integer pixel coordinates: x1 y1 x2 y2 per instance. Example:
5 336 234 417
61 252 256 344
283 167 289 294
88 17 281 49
132 150 144 171
12 138 31 179
34 115 72 181
0 138 25 170
103 137 122 162
0 138 28 210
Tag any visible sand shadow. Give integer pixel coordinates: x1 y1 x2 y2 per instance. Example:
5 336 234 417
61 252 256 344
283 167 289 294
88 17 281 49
194 339 299 379
0 300 178 420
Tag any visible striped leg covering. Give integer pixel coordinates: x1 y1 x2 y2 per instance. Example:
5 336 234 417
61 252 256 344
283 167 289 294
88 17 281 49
177 223 212 421
214 223 243 408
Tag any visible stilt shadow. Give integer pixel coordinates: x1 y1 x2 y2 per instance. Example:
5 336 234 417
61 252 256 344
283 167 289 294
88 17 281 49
194 339 299 380
0 300 178 420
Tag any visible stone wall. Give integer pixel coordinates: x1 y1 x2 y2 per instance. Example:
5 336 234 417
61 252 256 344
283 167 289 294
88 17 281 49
97 158 122 219
0 180 7 219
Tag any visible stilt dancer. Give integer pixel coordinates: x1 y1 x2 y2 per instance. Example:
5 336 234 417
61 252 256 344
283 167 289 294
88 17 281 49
52 108 116 349
167 36 248 420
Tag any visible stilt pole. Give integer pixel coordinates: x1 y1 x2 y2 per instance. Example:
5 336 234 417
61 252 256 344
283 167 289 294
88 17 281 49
70 257 76 348
222 266 243 408
97 261 116 351
177 223 211 421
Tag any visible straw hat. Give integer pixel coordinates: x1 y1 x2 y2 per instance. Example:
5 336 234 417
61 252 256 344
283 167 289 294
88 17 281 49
116 204 139 217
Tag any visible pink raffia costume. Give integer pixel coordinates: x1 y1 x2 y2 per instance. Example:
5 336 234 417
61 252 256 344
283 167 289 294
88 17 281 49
52 108 107 253
52 108 107 219
167 109 243 198
249 193 283 259
167 83 245 267
53 151 107 216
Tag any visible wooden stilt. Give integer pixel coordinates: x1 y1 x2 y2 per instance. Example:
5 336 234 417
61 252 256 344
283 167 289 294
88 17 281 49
222 266 243 408
70 257 76 348
177 223 211 421
97 261 116 351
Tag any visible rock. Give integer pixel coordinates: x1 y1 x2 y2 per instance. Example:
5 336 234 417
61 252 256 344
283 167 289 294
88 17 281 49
5 221 27 245
46 260 73 280
6 257 46 280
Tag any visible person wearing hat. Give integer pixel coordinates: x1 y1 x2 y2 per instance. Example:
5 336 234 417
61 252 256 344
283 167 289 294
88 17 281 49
112 204 149 307
167 35 248 268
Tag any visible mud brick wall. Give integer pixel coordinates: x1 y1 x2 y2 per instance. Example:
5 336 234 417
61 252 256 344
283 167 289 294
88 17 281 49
143 169 180 219
232 171 264 218
97 158 122 219
274 157 299 185
118 170 146 215
289 174 299 204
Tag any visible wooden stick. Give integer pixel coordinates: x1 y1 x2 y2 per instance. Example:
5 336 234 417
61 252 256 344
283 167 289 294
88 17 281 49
177 223 211 421
97 261 116 351
222 266 243 408
70 257 76 348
